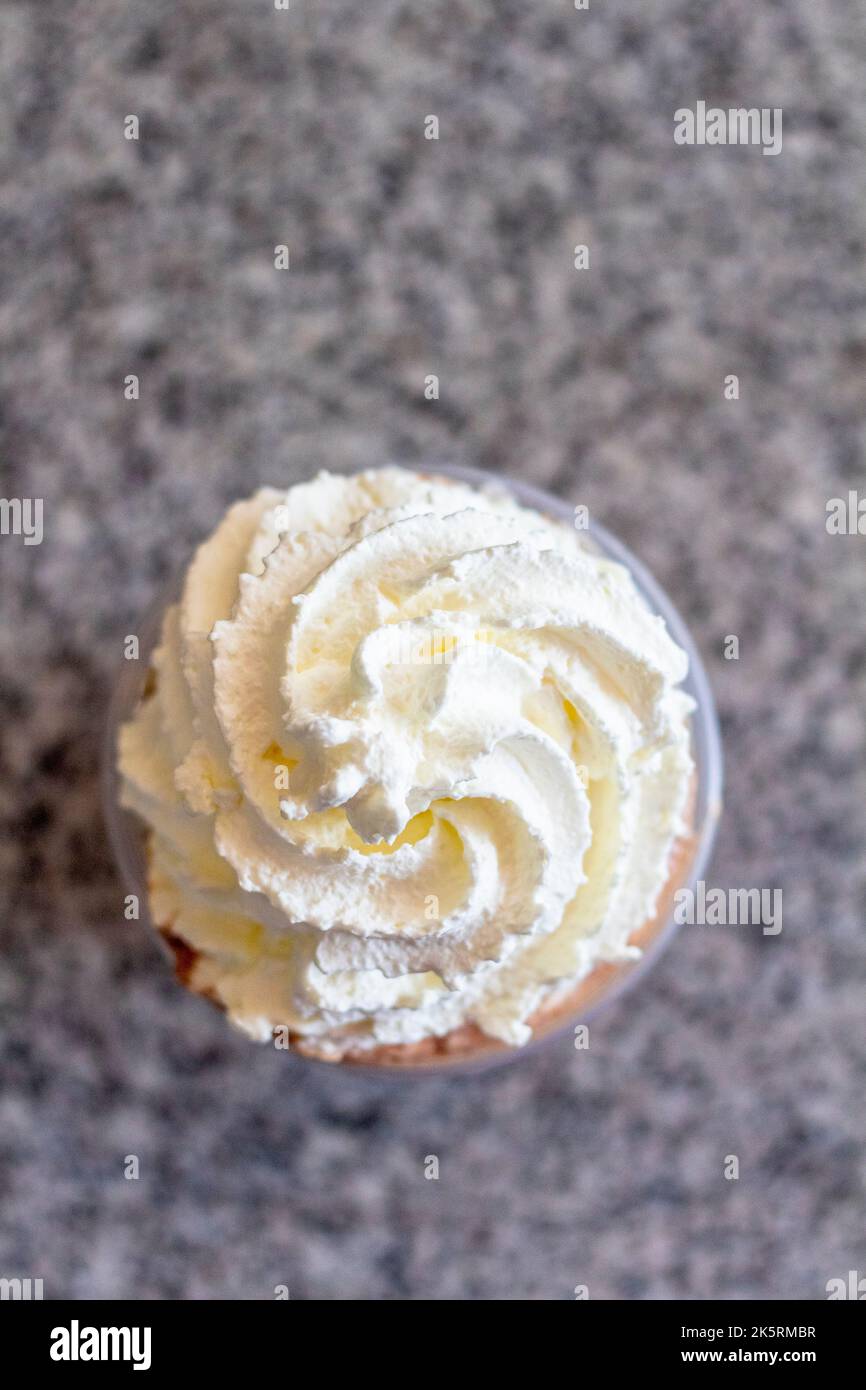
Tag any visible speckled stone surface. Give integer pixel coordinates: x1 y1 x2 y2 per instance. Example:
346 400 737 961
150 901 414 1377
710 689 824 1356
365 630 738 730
1 0 865 1301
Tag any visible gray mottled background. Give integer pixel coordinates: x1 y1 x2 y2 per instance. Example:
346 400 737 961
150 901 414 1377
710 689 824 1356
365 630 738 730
1 0 865 1301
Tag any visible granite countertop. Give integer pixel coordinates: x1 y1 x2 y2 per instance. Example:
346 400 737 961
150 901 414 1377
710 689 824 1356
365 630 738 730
1 0 864 1299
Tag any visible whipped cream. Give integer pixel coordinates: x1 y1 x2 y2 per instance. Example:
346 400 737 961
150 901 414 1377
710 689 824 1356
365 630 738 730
118 467 694 1055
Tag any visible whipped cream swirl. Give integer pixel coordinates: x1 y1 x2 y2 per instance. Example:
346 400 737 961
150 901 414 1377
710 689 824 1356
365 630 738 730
118 468 694 1054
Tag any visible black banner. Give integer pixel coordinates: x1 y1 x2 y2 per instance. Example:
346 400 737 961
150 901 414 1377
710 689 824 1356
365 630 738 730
1 1298 860 1372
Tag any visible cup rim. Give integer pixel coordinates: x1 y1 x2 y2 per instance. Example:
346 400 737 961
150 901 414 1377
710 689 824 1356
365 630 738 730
102 461 724 1079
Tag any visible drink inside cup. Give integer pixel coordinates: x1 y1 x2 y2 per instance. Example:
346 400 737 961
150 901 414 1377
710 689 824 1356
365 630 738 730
110 465 721 1069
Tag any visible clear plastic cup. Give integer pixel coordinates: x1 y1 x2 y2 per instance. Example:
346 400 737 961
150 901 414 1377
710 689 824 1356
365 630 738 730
102 462 723 1076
